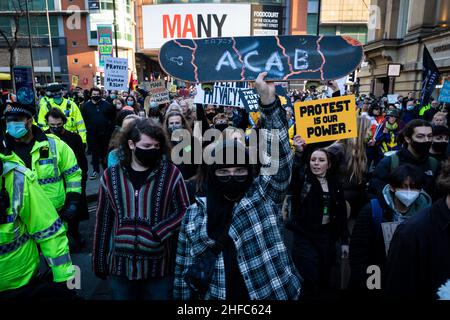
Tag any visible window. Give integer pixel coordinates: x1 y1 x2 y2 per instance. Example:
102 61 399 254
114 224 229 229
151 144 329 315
18 16 59 37
72 41 77 47
320 25 336 35
340 25 368 44
73 58 78 64
307 13 319 35
90 30 97 39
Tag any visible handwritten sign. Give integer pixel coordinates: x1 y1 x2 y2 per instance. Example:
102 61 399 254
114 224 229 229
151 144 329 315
142 80 170 105
294 95 358 144
194 82 249 107
387 94 399 104
438 80 450 103
239 85 292 113
104 57 128 91
381 222 401 255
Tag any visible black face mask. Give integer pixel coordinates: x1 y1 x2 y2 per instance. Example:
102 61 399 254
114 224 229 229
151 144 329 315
134 147 161 168
206 112 216 120
410 140 432 157
432 141 448 153
50 126 64 135
214 175 252 201
91 96 101 103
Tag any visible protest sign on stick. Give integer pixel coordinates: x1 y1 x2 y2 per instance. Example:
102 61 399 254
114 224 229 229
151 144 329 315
104 57 128 91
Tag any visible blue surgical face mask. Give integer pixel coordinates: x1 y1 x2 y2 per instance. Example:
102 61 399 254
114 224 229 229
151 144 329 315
110 94 117 99
7 121 28 139
53 94 62 104
150 101 158 108
127 101 134 107
407 105 415 111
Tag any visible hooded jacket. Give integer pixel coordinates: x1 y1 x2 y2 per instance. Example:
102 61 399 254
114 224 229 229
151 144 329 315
349 185 431 294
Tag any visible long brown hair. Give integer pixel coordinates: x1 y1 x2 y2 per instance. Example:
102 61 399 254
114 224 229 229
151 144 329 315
339 116 370 184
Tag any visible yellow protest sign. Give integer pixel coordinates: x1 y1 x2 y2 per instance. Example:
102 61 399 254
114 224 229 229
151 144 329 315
71 75 79 87
294 95 357 144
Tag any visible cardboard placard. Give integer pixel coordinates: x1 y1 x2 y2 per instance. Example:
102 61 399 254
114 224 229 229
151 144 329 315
143 79 170 105
294 95 358 144
387 94 399 104
104 57 128 91
438 80 450 103
381 222 401 255
239 85 292 113
194 82 249 107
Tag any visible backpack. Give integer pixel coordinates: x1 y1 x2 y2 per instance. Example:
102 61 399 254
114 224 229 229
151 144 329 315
389 151 438 175
370 198 383 228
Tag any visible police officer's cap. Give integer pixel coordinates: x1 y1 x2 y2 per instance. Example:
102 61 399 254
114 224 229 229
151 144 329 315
47 84 64 93
3 102 36 119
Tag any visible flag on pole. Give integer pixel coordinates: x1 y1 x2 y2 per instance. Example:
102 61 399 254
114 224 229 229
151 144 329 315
420 46 440 107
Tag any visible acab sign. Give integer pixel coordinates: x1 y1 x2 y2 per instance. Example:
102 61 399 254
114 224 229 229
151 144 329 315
142 4 251 49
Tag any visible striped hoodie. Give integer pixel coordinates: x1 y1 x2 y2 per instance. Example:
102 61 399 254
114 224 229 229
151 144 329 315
92 160 190 280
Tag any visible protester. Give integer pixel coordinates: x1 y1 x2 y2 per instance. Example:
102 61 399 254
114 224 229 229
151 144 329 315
327 116 371 218
400 100 418 124
349 164 431 295
174 72 302 300
163 111 198 180
93 118 190 300
423 100 441 122
107 114 139 167
432 111 447 127
429 125 449 162
287 148 349 298
370 119 439 199
82 87 116 179
383 159 450 299
375 109 402 157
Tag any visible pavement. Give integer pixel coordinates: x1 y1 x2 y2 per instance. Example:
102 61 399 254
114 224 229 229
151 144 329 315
70 155 113 300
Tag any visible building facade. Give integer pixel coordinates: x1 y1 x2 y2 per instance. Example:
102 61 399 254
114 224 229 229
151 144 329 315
0 0 70 86
135 0 288 83
359 0 450 97
0 0 137 90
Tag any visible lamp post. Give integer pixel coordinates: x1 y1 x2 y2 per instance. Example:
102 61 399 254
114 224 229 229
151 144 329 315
45 0 55 82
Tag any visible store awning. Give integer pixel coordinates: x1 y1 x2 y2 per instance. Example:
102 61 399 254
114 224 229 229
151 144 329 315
0 73 11 81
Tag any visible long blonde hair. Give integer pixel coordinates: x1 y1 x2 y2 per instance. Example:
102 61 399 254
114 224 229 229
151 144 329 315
341 116 371 184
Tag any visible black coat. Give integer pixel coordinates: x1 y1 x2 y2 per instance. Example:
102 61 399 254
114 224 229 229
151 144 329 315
287 163 349 245
348 198 395 294
383 198 450 299
46 129 89 221
81 99 115 136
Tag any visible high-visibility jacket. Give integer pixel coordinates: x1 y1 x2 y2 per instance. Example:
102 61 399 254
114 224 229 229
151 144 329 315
418 103 431 117
3 126 82 211
0 159 74 292
38 97 87 143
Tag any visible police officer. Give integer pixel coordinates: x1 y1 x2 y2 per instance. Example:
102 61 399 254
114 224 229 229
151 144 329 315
37 84 87 144
2 102 82 227
0 156 75 298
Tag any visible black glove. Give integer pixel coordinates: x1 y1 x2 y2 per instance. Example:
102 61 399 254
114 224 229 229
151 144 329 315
60 192 80 222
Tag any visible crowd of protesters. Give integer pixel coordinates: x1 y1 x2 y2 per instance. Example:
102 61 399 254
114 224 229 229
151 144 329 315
0 74 449 301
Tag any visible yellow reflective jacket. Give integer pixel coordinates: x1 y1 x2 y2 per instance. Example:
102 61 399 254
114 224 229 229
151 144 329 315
0 159 74 292
3 126 82 211
38 97 87 143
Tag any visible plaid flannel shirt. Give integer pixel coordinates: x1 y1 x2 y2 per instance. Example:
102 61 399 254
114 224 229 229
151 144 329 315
174 97 302 300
